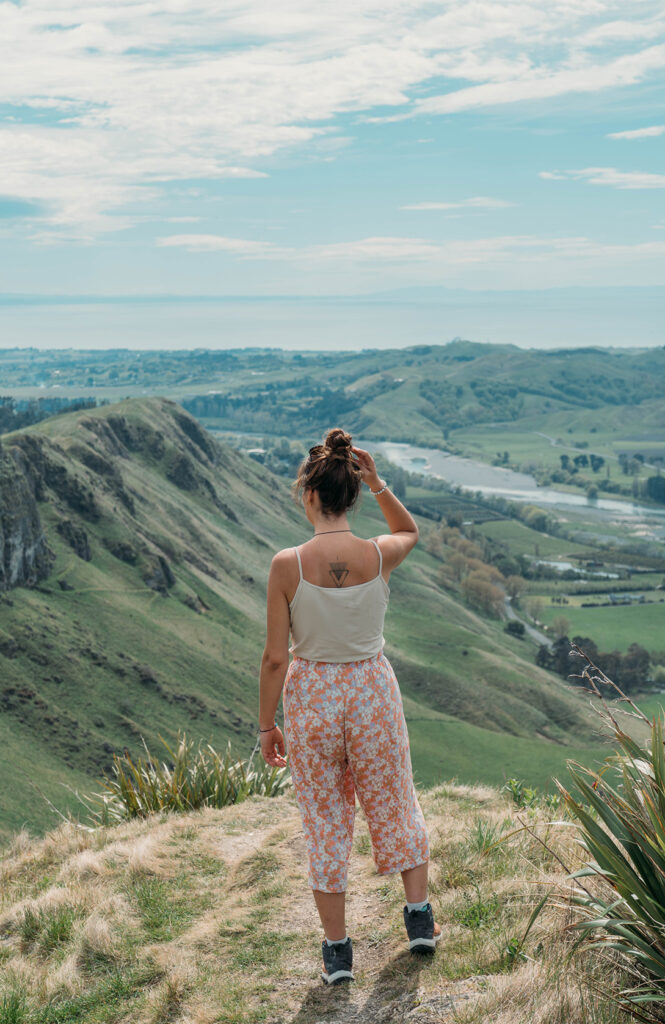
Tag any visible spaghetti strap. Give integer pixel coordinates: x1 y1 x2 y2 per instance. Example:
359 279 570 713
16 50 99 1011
371 538 383 577
293 545 303 581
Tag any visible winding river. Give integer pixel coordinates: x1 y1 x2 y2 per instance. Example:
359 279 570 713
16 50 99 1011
359 440 665 539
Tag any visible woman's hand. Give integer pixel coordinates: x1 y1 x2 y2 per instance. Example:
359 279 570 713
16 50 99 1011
351 446 382 490
260 726 287 768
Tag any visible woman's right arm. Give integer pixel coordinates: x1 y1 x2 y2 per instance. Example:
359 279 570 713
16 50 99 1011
351 446 419 570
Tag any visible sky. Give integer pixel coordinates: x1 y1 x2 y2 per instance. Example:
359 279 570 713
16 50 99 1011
0 1 664 348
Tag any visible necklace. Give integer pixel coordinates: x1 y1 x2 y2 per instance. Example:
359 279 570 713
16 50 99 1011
313 529 352 535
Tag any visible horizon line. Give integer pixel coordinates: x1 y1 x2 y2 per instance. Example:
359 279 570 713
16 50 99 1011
1 284 665 306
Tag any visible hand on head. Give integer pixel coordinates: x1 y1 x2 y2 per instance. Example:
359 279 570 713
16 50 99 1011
351 446 378 484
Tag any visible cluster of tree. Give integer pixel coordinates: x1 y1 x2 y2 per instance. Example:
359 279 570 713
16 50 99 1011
645 476 665 504
0 396 97 435
183 376 401 436
613 474 665 505
418 379 525 431
536 636 651 693
519 504 553 534
429 524 527 618
619 452 647 475
560 453 605 473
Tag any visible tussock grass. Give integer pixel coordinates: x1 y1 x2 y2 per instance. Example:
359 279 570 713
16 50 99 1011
81 730 291 825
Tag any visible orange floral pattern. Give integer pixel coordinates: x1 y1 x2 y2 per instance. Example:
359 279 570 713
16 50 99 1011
282 652 430 893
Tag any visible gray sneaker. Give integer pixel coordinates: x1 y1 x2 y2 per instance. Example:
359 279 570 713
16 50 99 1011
321 937 355 984
403 903 442 953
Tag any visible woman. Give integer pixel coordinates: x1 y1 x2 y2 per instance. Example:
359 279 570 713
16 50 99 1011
258 427 441 985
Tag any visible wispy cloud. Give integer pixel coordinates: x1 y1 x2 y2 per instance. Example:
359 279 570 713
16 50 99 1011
368 43 665 121
2 1 664 238
608 124 665 139
400 197 514 211
157 234 442 261
157 232 665 273
157 235 286 257
540 167 665 189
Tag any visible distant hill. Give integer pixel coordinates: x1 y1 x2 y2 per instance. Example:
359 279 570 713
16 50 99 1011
175 341 665 445
3 343 665 449
0 397 614 841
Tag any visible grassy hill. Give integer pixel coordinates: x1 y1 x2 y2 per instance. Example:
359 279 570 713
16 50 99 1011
0 782 636 1023
4 342 665 446
168 342 665 453
0 398 616 841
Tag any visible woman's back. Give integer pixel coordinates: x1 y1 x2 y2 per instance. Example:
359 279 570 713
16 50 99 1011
288 535 390 663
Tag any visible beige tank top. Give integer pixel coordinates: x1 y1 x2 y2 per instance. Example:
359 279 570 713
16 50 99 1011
288 539 390 663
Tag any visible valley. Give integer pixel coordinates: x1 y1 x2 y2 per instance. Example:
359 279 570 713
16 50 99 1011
1 341 664 843
0 394 626 842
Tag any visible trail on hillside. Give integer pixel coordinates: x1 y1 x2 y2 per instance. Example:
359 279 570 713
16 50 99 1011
1 779 627 1024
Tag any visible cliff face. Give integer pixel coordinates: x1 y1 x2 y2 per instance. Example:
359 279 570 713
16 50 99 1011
0 445 53 590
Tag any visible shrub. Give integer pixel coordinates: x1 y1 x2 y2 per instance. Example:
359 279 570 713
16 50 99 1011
504 620 526 638
461 571 504 617
81 731 291 825
553 645 665 1019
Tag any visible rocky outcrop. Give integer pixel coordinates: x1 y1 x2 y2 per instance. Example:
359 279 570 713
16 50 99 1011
0 400 245 598
10 434 101 522
56 518 92 561
142 554 176 595
0 446 54 590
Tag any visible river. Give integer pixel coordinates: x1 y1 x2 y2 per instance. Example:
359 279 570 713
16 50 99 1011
358 440 665 540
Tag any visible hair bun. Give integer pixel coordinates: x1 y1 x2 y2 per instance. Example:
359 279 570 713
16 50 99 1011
323 427 353 461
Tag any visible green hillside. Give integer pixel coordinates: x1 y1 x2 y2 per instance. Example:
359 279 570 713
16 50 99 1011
171 342 665 451
4 342 665 449
0 398 614 842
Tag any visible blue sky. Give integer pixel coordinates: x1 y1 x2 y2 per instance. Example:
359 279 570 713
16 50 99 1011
0 1 664 303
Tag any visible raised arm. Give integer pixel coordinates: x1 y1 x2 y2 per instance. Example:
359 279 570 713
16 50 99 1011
351 446 419 572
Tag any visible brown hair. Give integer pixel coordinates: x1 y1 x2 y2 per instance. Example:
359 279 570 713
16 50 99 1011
292 427 362 516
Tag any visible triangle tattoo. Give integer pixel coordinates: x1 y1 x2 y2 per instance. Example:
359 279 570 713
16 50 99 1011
329 562 349 587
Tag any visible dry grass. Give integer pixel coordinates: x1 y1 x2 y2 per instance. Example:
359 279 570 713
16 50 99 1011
0 784 635 1024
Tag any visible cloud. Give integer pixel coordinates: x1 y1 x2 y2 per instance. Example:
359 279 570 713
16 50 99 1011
308 237 443 261
157 235 286 257
157 233 442 261
156 231 665 272
400 197 514 211
2 1 665 238
367 42 665 122
540 167 665 189
579 18 665 47
608 124 665 139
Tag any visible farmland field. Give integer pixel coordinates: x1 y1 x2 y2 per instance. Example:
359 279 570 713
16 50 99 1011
538 598 665 653
476 519 595 559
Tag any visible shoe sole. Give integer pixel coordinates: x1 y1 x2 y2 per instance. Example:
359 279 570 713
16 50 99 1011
408 932 442 953
321 969 355 984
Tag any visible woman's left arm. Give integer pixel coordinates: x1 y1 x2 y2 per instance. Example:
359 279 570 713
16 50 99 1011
258 551 291 768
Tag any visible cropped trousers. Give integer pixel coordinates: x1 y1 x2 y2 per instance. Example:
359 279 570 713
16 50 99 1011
282 651 430 893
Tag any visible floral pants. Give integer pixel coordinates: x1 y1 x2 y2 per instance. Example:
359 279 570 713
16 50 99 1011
282 651 430 893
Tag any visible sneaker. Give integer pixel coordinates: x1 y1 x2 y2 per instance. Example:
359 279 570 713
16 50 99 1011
403 903 442 953
321 937 355 984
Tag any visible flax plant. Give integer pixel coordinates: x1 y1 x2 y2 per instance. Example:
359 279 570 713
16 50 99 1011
81 731 290 825
552 644 665 1022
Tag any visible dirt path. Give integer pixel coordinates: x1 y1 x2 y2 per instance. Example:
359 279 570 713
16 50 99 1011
188 789 489 1024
